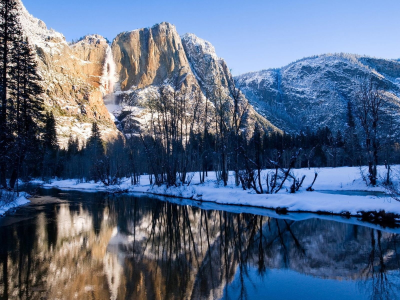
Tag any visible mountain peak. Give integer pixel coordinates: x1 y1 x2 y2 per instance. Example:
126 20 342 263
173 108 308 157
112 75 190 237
181 33 218 60
113 22 189 90
152 21 175 30
120 21 177 36
71 34 108 46
17 0 66 46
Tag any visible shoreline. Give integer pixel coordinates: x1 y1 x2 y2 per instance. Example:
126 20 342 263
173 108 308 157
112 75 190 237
32 165 400 222
35 184 400 232
0 192 30 216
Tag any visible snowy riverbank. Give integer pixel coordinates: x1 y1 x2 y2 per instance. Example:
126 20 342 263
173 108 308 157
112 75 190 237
0 191 30 216
37 166 400 217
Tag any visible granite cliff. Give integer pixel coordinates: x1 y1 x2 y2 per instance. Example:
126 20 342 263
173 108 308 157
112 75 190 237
109 22 278 136
19 0 279 144
18 1 119 147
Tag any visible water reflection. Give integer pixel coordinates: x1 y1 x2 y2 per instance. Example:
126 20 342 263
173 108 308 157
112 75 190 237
0 190 400 300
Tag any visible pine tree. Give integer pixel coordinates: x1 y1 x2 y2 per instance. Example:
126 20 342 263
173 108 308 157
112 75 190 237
86 122 104 158
0 1 44 189
86 122 105 182
344 100 360 166
0 0 21 188
67 135 79 157
9 37 44 188
41 112 58 181
43 112 57 150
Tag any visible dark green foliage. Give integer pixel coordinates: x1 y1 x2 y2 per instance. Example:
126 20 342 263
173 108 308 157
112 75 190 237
85 122 105 181
86 122 104 158
42 112 58 181
43 112 57 150
0 0 44 189
0 0 22 188
67 135 79 157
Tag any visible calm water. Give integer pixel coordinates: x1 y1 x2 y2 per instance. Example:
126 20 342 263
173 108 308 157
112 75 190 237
0 189 400 300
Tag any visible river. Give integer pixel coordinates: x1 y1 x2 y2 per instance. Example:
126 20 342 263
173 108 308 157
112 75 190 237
0 188 399 299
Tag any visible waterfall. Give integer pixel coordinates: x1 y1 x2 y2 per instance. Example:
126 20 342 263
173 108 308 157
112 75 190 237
101 45 118 103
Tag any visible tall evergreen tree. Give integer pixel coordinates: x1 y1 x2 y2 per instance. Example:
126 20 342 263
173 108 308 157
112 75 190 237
0 1 44 189
67 135 79 157
43 112 57 150
343 100 360 166
9 37 43 188
0 0 21 188
86 122 105 181
41 112 58 181
86 122 104 158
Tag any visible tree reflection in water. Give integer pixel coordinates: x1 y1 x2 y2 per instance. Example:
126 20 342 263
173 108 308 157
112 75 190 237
358 230 400 300
0 189 399 299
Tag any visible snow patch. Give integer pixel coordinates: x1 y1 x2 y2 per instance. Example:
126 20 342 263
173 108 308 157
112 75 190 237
18 0 67 52
0 192 30 216
39 166 400 217
181 33 219 60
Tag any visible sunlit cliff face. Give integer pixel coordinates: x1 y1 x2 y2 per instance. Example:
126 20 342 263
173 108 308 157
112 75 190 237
1 193 400 299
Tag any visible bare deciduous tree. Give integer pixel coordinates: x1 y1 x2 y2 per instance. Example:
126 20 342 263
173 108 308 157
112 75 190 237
354 78 383 186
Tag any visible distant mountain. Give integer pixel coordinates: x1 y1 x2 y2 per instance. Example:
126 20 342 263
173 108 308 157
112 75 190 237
236 54 400 134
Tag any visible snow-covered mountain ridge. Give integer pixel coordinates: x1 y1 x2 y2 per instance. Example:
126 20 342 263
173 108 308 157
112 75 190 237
236 53 400 133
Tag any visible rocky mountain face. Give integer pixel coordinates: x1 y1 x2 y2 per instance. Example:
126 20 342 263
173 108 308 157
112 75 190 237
112 23 196 90
181 33 231 91
18 1 119 147
109 22 279 136
236 54 400 134
22 0 400 142
19 0 279 145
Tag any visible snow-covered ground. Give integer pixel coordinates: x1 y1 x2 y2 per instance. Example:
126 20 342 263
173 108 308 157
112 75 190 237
36 165 400 217
0 191 30 216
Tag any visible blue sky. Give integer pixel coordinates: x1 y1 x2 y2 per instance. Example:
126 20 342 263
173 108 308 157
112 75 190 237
23 0 400 75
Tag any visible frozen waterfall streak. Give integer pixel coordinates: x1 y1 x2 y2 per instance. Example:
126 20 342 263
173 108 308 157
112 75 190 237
101 45 118 102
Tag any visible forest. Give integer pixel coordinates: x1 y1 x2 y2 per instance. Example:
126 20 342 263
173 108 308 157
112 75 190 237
0 0 399 196
14 80 400 196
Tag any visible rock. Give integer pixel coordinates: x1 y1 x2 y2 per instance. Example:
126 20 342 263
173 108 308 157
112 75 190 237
18 3 280 144
18 0 119 147
111 23 280 136
113 22 196 90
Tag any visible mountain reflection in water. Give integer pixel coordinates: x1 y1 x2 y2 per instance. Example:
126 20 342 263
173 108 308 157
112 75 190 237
0 189 400 300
